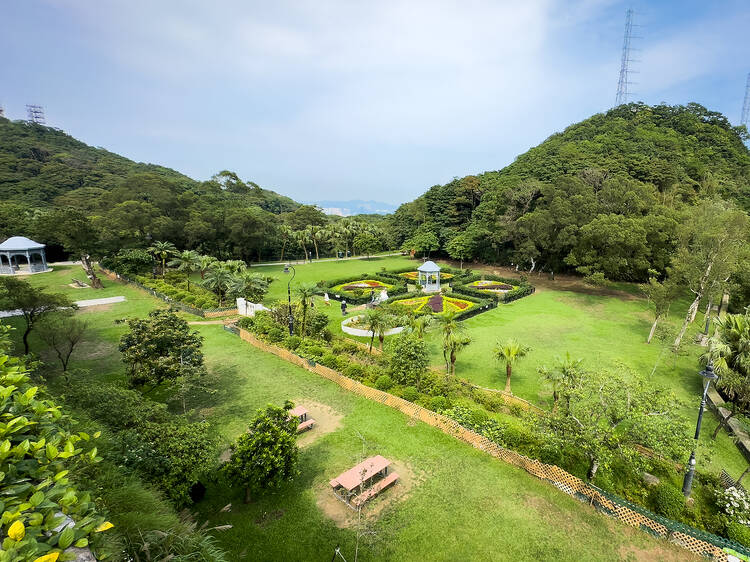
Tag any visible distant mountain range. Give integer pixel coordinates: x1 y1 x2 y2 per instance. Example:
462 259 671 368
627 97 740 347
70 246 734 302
305 200 398 216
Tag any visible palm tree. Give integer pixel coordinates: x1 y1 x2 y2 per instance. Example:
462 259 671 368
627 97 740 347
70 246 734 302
306 225 323 260
168 250 200 291
494 339 529 394
227 271 269 303
223 260 247 274
408 315 432 339
296 282 318 335
444 331 471 375
362 308 386 353
148 241 177 278
437 313 461 373
538 353 584 411
279 225 293 262
294 230 309 262
202 266 232 306
702 312 750 439
198 255 217 280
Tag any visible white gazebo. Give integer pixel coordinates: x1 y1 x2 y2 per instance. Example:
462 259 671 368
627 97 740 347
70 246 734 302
417 260 441 293
0 236 49 275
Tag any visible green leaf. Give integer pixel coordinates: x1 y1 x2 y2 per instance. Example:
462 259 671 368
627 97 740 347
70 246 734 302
29 491 44 507
74 538 89 548
58 526 74 549
45 443 58 459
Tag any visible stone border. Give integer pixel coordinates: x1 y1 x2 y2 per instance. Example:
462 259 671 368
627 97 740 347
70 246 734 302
341 315 404 337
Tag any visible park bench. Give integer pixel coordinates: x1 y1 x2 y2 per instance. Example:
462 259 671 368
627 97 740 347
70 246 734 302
297 418 315 433
351 472 399 507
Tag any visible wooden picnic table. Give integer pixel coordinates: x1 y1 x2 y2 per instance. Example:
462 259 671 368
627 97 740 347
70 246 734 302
329 455 391 492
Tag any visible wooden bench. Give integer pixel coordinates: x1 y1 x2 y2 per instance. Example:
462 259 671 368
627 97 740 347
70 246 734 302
297 418 315 433
351 472 399 507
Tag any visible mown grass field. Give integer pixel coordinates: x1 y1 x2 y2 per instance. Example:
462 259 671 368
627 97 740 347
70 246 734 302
0 262 743 560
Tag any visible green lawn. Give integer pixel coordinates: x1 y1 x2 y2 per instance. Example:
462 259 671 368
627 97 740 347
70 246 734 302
1 261 743 560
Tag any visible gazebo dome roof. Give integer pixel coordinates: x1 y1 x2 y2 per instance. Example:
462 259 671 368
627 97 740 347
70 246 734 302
417 260 441 272
0 236 46 251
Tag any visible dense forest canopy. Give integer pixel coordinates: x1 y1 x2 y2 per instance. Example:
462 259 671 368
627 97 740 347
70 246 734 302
0 118 393 261
387 103 750 282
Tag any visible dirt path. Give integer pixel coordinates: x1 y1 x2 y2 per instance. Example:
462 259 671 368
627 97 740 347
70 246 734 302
444 260 642 300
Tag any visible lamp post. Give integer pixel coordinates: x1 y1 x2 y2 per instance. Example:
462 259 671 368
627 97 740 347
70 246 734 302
283 263 296 336
682 360 719 497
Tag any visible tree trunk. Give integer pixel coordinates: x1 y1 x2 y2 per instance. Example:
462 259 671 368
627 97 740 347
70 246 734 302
451 351 456 376
551 390 559 413
244 486 251 504
22 324 32 355
504 363 512 393
675 259 714 349
737 466 750 486
369 332 375 353
80 255 103 289
588 459 599 481
647 317 659 344
460 259 463 270
379 334 384 351
313 240 319 260
186 274 191 292
674 294 701 350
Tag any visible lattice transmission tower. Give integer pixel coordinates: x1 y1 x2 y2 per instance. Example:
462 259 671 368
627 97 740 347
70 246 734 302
615 8 639 107
742 73 750 127
26 104 45 124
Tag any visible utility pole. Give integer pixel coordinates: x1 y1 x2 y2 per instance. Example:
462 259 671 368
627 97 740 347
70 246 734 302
615 8 640 107
741 73 750 128
26 104 45 124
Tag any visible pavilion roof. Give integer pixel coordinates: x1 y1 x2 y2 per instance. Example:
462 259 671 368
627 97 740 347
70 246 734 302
417 260 440 272
0 236 46 251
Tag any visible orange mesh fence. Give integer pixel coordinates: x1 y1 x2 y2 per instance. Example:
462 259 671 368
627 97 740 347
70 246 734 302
236 327 739 560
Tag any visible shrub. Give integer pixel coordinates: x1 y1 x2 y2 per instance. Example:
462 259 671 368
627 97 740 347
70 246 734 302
650 483 685 519
182 294 197 305
65 383 170 429
267 327 286 343
401 386 419 402
320 353 338 369
375 375 394 391
343 363 367 380
727 522 750 547
284 335 302 351
387 332 428 386
429 396 449 412
470 407 489 426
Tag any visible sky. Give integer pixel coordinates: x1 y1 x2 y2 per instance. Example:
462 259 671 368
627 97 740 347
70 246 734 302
2 0 749 205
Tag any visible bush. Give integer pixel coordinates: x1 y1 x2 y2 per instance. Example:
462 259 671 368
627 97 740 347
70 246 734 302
727 522 750 547
401 386 419 402
387 332 428 386
284 335 302 351
267 327 286 343
65 383 170 429
319 352 338 369
650 483 685 519
375 375 394 391
343 363 367 380
470 407 489 426
429 396 449 412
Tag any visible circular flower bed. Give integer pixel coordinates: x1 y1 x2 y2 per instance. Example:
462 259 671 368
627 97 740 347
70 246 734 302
468 280 515 293
391 294 474 315
332 279 393 295
341 315 404 337
399 271 454 280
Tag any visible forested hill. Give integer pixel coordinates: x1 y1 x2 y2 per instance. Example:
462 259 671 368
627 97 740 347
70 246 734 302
388 103 750 281
0 117 298 212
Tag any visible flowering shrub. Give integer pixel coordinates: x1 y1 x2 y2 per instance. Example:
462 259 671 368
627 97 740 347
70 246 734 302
391 294 474 314
332 279 393 295
468 279 515 293
399 271 454 280
716 486 750 525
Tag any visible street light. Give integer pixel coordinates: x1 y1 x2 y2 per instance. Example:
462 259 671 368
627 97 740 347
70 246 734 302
682 360 719 497
283 263 296 336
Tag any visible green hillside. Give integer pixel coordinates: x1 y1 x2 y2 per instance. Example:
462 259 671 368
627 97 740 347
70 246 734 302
389 103 750 281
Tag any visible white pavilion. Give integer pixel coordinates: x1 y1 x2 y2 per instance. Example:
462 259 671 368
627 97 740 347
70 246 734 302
0 236 49 275
417 260 441 292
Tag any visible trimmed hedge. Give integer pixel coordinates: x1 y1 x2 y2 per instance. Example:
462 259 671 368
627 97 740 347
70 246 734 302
383 290 495 321
452 273 535 304
323 273 408 304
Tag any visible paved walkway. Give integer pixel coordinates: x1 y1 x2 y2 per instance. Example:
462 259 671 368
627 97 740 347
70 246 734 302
0 296 126 318
249 252 404 267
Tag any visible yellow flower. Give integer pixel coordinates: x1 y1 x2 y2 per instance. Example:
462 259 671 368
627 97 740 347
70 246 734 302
8 520 25 541
94 521 114 532
33 554 60 562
